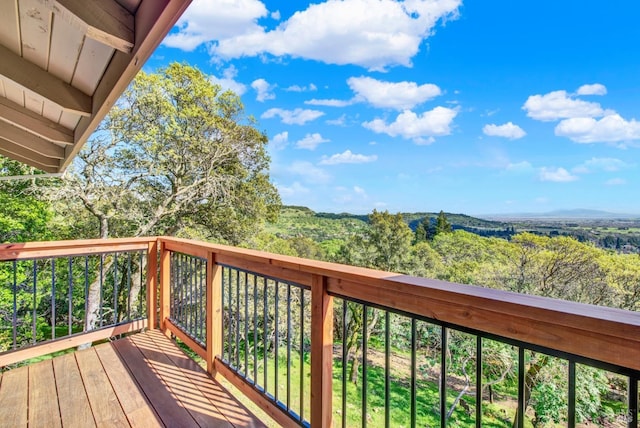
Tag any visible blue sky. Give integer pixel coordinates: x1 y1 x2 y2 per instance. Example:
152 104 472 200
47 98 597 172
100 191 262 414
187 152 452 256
147 0 640 215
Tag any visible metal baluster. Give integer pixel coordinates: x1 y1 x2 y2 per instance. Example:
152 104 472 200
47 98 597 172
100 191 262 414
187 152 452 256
228 267 233 363
99 255 104 327
236 269 240 369
114 253 118 324
12 260 17 349
68 257 73 336
568 361 576 428
362 305 368 428
410 318 416 428
84 257 89 328
517 348 525 428
628 376 638 428
52 258 56 339
274 281 279 401
299 288 305 422
476 336 482 428
244 271 249 375
253 275 258 384
138 252 144 316
342 300 348 428
385 311 390 428
170 253 175 320
263 276 268 389
441 327 447 427
126 253 132 321
287 283 292 411
33 260 37 344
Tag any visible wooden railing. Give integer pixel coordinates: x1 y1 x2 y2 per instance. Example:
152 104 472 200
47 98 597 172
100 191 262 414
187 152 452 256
1 236 639 427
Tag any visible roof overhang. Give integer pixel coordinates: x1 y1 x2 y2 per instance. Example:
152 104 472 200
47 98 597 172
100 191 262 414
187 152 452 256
0 0 192 173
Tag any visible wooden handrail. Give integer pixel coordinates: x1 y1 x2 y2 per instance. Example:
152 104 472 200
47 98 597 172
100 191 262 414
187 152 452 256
0 237 155 261
158 236 640 372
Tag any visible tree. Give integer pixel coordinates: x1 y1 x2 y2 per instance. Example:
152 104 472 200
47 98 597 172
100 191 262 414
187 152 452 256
434 210 452 236
0 156 53 243
414 216 429 243
51 63 280 329
55 62 280 242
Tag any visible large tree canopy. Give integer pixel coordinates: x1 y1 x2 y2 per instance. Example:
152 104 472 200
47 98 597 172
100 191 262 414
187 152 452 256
57 62 280 242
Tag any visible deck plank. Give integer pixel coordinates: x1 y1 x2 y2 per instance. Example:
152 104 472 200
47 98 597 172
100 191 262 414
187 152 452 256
94 342 163 428
53 352 96 428
112 336 198 427
130 332 234 427
75 348 131 428
28 359 62 427
144 330 266 428
0 365 28 428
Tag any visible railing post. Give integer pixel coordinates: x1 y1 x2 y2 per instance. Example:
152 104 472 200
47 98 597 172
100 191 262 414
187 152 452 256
206 251 223 374
159 239 171 335
146 240 158 329
311 274 333 427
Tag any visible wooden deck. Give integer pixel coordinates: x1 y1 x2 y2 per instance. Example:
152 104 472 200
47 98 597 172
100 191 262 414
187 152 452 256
0 330 265 428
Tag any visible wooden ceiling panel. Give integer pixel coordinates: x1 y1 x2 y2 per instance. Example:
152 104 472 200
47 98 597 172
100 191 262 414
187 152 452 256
0 0 193 173
72 38 115 96
0 0 21 56
48 13 85 84
19 0 53 70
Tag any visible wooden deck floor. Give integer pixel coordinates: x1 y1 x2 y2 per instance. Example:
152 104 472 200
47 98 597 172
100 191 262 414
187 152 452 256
0 330 266 427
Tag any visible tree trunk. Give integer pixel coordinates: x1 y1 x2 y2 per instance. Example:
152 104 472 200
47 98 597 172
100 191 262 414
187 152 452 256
512 354 549 428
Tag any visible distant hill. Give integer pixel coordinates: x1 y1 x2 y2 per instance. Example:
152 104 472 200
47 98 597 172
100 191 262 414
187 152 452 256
266 206 513 241
485 209 638 220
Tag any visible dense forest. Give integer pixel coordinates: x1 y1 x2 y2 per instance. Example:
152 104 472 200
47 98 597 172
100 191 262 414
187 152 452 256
1 63 638 427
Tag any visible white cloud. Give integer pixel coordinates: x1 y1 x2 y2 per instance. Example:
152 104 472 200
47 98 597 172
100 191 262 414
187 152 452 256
173 0 461 71
284 84 317 92
347 76 441 109
326 114 347 126
261 108 325 125
539 167 578 182
270 131 288 150
605 178 626 186
353 186 366 195
295 133 330 150
363 107 457 144
482 122 526 139
163 0 268 50
572 157 628 174
271 10 281 20
305 98 354 107
576 83 607 96
209 65 247 95
554 114 640 143
288 161 330 183
523 90 603 121
277 181 309 196
251 78 276 102
319 150 378 165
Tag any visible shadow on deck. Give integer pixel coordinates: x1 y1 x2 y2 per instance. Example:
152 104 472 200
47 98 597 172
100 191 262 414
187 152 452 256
0 330 265 427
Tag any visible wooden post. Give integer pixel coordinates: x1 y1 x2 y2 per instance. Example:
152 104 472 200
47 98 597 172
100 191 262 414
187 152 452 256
206 251 223 374
159 240 171 335
311 274 333 427
146 240 158 330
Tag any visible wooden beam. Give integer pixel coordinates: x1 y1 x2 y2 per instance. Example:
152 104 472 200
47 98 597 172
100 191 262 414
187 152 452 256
159 240 171 334
64 0 193 171
0 121 65 159
206 252 222 374
0 320 147 367
0 44 92 116
51 0 134 53
0 96 73 145
146 240 158 330
0 139 60 172
310 274 333 428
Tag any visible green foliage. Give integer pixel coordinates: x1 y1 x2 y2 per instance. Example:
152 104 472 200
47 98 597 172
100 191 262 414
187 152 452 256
55 62 279 242
435 210 452 236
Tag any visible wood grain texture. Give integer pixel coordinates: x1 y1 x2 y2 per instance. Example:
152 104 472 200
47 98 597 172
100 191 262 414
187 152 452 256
310 274 333 428
53 352 96 428
94 343 162 428
75 348 130 427
0 365 28 427
28 360 62 427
